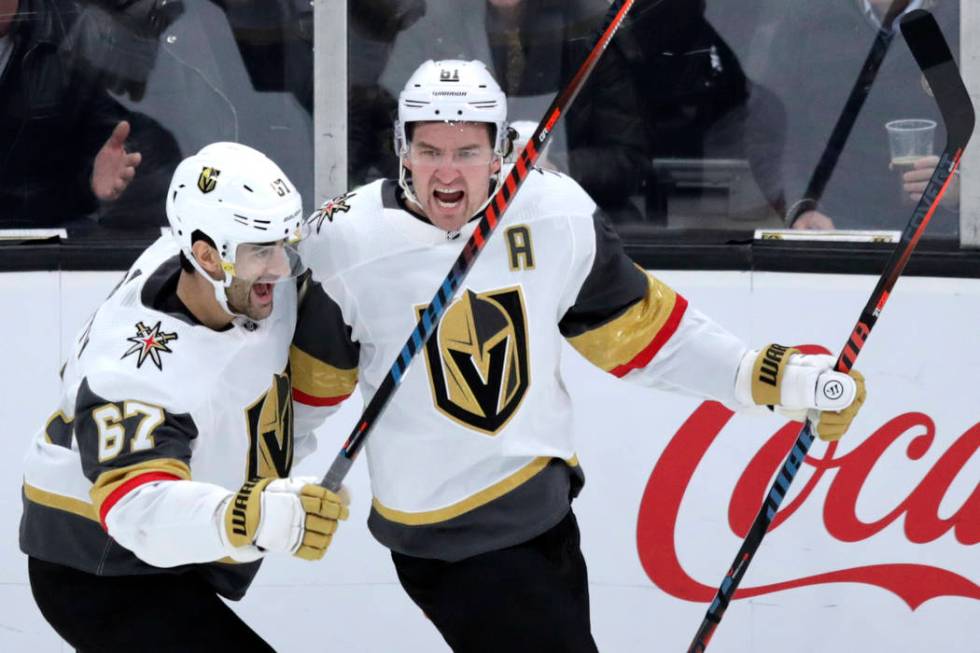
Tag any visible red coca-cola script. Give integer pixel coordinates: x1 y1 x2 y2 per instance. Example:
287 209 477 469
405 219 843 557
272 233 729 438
636 401 980 609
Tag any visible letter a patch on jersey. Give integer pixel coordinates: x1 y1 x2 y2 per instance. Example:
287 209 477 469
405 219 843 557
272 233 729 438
418 286 530 435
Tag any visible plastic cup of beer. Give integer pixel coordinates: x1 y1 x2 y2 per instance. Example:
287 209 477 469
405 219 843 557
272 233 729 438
886 119 936 202
886 118 936 171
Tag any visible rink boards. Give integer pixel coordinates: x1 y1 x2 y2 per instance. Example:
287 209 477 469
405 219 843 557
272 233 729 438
1 269 976 652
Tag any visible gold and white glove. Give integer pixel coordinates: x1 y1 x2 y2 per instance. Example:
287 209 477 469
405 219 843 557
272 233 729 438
736 344 867 441
221 476 349 561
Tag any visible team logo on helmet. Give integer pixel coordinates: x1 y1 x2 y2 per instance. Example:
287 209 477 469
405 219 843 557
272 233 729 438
197 166 221 193
307 191 356 234
122 321 178 370
418 286 530 435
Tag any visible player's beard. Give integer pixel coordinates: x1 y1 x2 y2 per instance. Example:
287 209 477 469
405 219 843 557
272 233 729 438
225 277 275 321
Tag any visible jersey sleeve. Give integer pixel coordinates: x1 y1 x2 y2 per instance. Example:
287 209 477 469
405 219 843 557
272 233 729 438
74 376 242 567
291 279 360 439
75 377 196 525
559 213 749 405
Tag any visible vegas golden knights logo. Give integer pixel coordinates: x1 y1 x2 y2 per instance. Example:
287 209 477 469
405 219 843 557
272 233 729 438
197 167 220 193
244 368 294 478
418 286 530 435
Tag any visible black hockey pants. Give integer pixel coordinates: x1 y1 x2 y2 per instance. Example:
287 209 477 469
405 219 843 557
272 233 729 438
392 509 600 652
28 556 275 652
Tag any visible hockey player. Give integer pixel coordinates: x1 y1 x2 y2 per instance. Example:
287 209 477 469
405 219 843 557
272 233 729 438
20 143 349 652
294 60 866 651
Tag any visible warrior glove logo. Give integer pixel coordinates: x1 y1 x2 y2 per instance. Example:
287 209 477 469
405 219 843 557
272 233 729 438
197 166 220 193
419 287 530 435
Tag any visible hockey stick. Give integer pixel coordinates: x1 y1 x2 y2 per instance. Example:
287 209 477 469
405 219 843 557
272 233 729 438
786 1 915 225
688 10 973 652
785 26 894 224
319 0 637 491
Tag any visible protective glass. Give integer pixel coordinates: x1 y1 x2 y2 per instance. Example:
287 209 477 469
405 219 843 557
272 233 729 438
231 240 305 283
407 143 495 168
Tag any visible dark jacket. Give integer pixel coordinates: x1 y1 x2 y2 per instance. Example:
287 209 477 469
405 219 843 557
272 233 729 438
485 0 648 220
621 0 750 160
0 0 125 227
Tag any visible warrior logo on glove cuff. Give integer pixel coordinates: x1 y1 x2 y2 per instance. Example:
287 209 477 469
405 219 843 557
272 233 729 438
418 286 530 435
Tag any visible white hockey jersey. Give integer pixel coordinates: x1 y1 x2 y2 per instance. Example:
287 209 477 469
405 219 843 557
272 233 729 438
294 170 749 561
20 236 300 599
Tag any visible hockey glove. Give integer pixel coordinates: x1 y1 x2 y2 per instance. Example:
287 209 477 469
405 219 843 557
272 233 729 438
737 344 867 441
222 477 349 561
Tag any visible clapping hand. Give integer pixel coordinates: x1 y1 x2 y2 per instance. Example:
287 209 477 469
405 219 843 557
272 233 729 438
91 121 143 201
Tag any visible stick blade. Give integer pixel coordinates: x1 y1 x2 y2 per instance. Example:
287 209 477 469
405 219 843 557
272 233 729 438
901 9 975 147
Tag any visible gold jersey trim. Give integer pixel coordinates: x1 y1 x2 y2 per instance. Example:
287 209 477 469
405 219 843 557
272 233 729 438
567 273 679 373
23 482 98 522
372 455 579 526
42 410 73 444
290 345 358 404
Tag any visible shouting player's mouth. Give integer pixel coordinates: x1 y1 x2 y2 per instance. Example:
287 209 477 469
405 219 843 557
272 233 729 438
433 187 465 209
251 282 274 307
432 186 467 220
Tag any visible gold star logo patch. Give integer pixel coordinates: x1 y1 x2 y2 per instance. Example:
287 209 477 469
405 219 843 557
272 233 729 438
307 191 356 234
122 321 178 370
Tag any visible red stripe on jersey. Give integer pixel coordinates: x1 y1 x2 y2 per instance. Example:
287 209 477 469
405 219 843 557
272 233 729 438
99 472 181 530
610 294 689 378
293 387 353 407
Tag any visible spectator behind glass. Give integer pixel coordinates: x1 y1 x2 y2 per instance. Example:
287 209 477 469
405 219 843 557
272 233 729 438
750 0 959 232
623 0 750 166
378 0 648 223
0 0 147 228
618 0 772 227
348 0 426 187
75 0 315 217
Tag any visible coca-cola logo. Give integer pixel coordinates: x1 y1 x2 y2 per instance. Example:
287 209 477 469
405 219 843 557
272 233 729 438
636 399 980 608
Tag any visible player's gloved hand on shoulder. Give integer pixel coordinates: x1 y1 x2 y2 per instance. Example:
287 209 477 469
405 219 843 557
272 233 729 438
220 476 349 561
736 344 867 441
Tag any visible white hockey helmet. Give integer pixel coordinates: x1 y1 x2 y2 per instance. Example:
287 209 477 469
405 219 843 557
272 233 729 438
394 60 509 209
395 59 509 156
165 142 304 316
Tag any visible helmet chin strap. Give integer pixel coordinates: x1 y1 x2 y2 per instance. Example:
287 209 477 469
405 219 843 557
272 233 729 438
186 251 249 320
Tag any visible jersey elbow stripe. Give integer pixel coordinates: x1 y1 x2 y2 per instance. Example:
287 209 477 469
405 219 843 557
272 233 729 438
290 345 357 405
568 275 688 376
90 458 191 530
293 387 353 407
610 294 688 378
98 472 182 530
